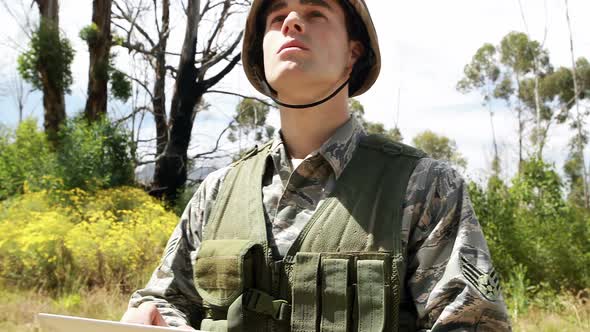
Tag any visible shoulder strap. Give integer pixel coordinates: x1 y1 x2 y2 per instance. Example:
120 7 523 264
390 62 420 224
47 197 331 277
205 140 272 243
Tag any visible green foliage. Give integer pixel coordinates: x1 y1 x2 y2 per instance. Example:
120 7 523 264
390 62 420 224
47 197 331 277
228 98 275 144
106 53 133 102
112 34 125 47
56 116 135 191
17 21 75 93
81 24 133 102
0 119 58 200
0 187 178 291
470 159 590 293
457 43 500 100
349 98 403 141
79 23 100 45
109 69 133 102
0 117 135 198
412 130 467 169
499 32 550 76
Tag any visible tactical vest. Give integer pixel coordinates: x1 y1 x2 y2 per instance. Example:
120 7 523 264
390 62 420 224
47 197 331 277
193 134 425 332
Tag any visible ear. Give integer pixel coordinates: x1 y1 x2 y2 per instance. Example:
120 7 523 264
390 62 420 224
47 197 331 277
348 40 364 70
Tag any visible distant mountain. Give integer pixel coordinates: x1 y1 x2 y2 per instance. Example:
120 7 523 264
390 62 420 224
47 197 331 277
135 163 222 187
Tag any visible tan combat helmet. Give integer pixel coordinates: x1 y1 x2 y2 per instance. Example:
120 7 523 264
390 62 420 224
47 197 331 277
242 0 381 102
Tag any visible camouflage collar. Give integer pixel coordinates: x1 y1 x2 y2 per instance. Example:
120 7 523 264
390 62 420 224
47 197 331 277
270 116 366 180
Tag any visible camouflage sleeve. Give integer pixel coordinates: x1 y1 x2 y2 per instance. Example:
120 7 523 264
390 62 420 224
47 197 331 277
404 158 511 331
128 167 231 327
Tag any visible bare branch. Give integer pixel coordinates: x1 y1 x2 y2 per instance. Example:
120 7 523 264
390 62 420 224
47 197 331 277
192 119 236 159
202 52 241 90
204 0 230 58
122 71 155 100
200 31 243 74
113 0 156 47
114 105 151 125
0 0 35 39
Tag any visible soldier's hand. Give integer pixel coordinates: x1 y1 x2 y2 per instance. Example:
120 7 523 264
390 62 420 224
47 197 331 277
120 302 169 326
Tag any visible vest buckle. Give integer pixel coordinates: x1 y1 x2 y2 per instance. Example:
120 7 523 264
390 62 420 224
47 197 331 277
243 288 292 321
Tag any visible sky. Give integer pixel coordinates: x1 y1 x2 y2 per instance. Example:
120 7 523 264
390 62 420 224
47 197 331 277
0 0 589 182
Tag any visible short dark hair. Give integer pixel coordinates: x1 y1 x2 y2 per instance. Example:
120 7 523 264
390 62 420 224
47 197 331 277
250 0 374 96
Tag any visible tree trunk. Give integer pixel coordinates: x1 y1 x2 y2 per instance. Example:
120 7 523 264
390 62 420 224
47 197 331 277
151 0 201 201
565 0 589 208
516 77 524 172
84 0 112 122
35 0 65 147
42 80 66 145
153 0 170 157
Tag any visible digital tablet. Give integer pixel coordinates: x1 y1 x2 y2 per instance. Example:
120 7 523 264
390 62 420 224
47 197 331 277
38 313 203 332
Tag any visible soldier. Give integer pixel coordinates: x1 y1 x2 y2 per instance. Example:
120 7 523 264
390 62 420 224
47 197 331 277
122 0 511 331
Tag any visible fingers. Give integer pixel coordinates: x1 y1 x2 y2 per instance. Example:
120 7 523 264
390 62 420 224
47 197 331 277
120 302 169 327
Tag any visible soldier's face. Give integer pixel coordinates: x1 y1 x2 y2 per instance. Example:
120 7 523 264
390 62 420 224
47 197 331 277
262 0 361 104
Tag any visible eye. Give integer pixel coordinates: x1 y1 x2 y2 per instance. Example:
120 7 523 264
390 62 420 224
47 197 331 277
308 10 325 18
269 14 286 25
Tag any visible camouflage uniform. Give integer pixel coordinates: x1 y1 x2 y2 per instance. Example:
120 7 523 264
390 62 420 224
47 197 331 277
129 116 511 331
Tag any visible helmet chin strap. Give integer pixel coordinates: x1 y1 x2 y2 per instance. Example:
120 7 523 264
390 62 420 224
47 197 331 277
263 75 351 110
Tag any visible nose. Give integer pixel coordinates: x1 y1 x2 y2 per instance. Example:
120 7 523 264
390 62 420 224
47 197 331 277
281 11 304 35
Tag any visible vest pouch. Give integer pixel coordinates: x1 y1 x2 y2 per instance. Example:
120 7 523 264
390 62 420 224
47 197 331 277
353 252 393 332
194 239 262 311
319 255 351 332
290 252 395 332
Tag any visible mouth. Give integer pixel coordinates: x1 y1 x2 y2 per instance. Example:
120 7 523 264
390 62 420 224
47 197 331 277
277 40 309 54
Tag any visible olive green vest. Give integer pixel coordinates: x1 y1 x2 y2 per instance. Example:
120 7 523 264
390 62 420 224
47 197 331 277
193 134 425 332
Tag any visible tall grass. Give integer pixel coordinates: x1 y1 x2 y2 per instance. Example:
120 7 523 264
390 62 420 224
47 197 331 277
1 285 587 331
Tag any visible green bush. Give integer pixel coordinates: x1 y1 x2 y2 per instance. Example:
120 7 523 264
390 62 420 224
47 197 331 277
56 116 135 191
470 158 590 292
0 119 58 200
0 117 136 198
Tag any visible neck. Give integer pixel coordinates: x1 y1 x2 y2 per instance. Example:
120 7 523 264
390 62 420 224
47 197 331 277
279 87 350 159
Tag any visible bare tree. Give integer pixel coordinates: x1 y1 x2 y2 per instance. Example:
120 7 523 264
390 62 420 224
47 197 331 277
113 0 173 186
5 72 34 124
114 0 248 201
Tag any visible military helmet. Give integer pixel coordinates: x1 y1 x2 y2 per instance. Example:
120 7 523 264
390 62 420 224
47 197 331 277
242 0 381 98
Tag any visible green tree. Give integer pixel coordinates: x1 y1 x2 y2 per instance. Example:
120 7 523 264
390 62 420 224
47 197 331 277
457 43 501 174
228 98 275 144
349 98 403 141
411 130 467 170
498 32 552 161
541 58 590 207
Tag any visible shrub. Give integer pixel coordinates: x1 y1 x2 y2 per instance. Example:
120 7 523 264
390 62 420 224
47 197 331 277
0 119 58 199
0 187 178 291
0 117 136 199
470 158 590 292
56 116 135 191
